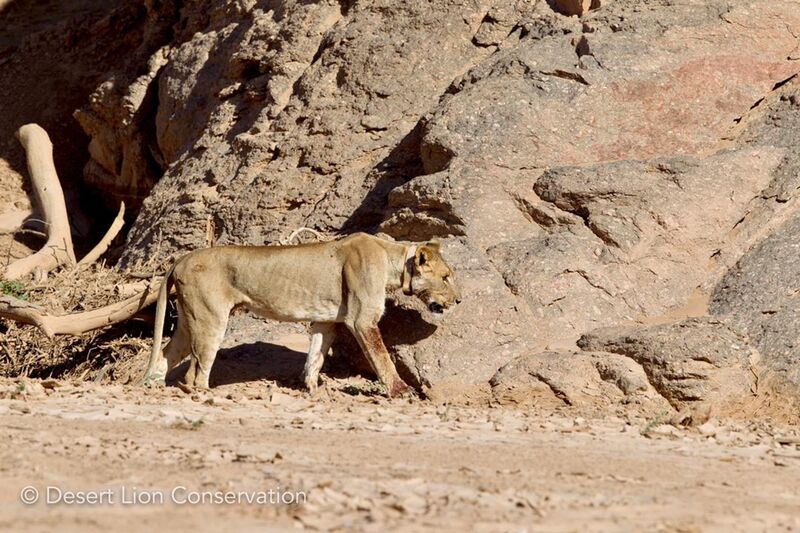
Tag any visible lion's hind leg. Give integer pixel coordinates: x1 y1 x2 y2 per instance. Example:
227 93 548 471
303 322 336 393
182 305 230 390
162 320 190 382
145 330 189 386
143 331 181 386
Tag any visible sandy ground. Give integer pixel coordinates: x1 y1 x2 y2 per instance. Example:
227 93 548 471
1 370 800 533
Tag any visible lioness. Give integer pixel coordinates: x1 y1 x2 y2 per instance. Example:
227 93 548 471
142 233 461 397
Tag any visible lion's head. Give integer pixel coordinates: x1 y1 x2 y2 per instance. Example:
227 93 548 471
408 241 461 315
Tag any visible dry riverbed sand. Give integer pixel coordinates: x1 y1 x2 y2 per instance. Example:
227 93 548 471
1 374 800 532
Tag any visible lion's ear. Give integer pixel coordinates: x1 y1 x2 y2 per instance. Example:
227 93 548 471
415 246 433 267
426 239 441 252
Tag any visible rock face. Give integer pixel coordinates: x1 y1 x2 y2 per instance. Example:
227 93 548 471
487 149 781 345
578 319 757 414
491 318 757 417
706 78 800 412
490 349 665 409
45 0 800 403
119 0 509 258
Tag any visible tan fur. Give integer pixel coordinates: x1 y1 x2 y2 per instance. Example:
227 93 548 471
141 233 461 397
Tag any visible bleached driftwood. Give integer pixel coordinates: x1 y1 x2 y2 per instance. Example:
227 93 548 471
2 124 127 278
4 124 77 279
76 201 126 268
0 125 161 342
280 226 325 245
0 286 159 338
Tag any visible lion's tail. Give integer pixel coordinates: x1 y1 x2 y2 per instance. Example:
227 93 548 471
140 261 178 385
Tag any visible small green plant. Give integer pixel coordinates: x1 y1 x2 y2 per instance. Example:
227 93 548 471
169 415 205 431
341 381 386 396
640 410 670 437
0 280 28 300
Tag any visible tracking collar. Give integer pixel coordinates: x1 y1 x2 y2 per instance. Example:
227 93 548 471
401 245 417 295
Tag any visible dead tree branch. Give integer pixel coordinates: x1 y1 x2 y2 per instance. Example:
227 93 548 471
4 124 76 279
280 226 326 245
0 285 160 338
76 201 126 268
0 125 159 342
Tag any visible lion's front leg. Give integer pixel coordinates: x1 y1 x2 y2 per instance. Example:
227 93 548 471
348 320 411 398
342 257 412 398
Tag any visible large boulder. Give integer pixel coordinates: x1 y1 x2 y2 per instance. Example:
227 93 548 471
490 349 666 409
711 210 800 413
492 317 759 418
578 318 757 415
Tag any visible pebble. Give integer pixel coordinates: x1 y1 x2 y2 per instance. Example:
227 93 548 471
697 421 718 437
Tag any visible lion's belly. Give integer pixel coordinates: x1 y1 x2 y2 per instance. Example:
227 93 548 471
235 255 346 323
247 294 344 323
